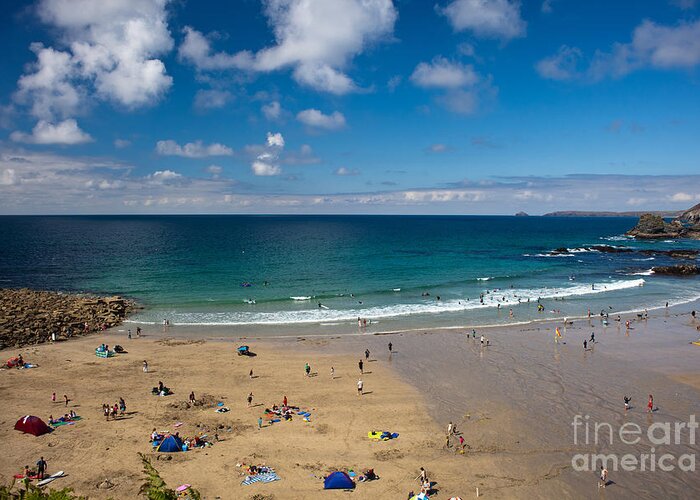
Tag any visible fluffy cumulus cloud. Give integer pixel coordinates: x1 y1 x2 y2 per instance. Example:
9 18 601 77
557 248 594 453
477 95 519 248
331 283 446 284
411 57 490 115
538 20 700 82
411 57 478 88
11 0 174 140
10 119 93 145
149 169 182 184
439 0 526 40
251 132 285 176
179 0 397 94
296 109 346 130
156 140 233 158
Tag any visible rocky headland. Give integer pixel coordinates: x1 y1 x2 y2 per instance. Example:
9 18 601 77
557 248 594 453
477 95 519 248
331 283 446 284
651 264 700 276
0 288 137 349
626 204 700 240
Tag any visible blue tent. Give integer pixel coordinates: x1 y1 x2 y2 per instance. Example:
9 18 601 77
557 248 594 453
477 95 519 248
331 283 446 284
157 435 184 452
324 471 354 489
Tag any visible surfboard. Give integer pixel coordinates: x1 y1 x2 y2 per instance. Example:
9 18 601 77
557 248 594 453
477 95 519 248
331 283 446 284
691 341 700 346
320 304 329 309
37 471 65 487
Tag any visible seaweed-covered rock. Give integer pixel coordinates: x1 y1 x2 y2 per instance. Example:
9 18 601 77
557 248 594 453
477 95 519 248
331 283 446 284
651 265 700 276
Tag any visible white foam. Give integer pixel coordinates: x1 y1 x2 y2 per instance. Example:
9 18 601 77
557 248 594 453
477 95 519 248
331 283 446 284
601 235 632 241
633 257 655 261
630 269 655 276
477 277 493 281
290 296 311 300
130 279 647 326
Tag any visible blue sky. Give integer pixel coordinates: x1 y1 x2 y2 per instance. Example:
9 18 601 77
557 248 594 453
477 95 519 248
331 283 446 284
0 0 699 214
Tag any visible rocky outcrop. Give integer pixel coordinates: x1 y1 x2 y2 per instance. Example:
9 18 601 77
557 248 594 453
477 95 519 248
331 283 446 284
678 202 700 225
651 265 700 276
626 214 686 239
514 211 529 216
0 289 137 349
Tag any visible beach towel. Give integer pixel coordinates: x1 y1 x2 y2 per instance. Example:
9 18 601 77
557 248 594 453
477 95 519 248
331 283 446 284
215 407 230 413
368 431 398 441
241 472 281 486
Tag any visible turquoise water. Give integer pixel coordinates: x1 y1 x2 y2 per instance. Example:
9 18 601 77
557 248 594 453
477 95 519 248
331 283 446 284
1 215 698 335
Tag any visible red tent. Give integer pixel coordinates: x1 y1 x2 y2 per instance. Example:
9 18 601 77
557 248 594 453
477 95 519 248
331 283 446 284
14 415 52 436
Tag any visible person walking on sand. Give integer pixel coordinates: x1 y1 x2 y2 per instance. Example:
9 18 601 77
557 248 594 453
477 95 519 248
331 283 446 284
283 395 288 407
189 391 196 405
247 392 254 407
136 326 141 337
598 465 608 488
480 335 484 345
330 366 335 379
583 340 587 350
128 329 131 339
388 342 392 353
365 349 370 360
447 421 453 435
647 394 654 413
64 394 69 407
249 369 254 379
51 392 56 403
416 467 428 484
305 363 310 377
624 396 631 411
258 417 263 430
357 379 363 396
143 360 148 373
358 359 363 374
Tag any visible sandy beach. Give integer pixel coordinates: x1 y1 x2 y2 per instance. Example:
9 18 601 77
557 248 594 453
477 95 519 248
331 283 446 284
1 304 699 499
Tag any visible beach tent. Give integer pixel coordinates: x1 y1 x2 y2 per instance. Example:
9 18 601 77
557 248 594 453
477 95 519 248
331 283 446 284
157 435 184 452
324 471 355 490
14 415 51 436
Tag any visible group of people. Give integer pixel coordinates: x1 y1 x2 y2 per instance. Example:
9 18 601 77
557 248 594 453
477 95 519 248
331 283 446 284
102 398 126 420
48 410 78 425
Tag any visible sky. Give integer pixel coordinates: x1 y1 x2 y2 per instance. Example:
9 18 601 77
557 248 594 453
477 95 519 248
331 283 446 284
0 0 699 215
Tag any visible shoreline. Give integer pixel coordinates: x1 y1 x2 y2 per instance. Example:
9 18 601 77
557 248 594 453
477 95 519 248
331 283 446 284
2 301 699 498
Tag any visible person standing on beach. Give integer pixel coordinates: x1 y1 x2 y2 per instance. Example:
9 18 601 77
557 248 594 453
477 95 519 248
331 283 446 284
417 467 428 484
249 369 254 379
136 326 141 337
247 392 254 407
388 342 392 353
143 360 148 373
357 379 363 395
189 392 196 405
624 396 631 411
598 466 608 488
305 363 311 377
283 395 288 407
647 394 654 413
51 392 56 403
330 366 335 379
36 456 47 480
258 417 263 429
480 335 484 345
447 421 453 435
64 394 68 407
358 359 363 374
128 329 131 339
365 349 370 360
583 340 587 350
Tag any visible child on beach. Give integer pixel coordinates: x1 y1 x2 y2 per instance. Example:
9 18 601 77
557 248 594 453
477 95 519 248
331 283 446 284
143 360 148 373
247 392 254 407
330 366 335 378
305 363 310 376
357 379 363 395
598 466 608 488
51 392 56 402
624 396 631 411
647 394 654 413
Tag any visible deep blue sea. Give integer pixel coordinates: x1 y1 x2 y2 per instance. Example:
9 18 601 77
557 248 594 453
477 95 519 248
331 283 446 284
1 215 699 335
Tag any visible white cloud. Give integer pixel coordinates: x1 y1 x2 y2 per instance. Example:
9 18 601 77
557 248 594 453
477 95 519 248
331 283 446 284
334 167 360 176
178 0 397 94
411 57 478 88
250 132 285 176
0 169 17 186
296 109 346 130
178 27 253 71
283 144 320 165
262 101 282 120
194 89 233 110
114 138 131 148
670 192 698 202
149 169 182 184
535 45 582 81
205 165 223 178
267 132 285 148
439 0 526 40
251 160 282 176
540 20 700 82
10 119 93 145
156 140 233 158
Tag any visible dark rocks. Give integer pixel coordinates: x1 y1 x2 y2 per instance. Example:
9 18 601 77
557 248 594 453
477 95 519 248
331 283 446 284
639 249 699 259
515 211 529 216
0 288 136 348
627 212 700 240
651 265 700 276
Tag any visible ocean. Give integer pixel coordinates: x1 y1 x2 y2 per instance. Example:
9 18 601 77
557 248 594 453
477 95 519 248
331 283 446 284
1 215 699 336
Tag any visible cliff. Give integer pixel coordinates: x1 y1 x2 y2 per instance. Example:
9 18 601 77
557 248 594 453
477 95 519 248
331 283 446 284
626 213 700 240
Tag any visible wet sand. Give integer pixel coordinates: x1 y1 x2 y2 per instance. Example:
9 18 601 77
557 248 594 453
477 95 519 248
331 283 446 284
1 304 699 499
